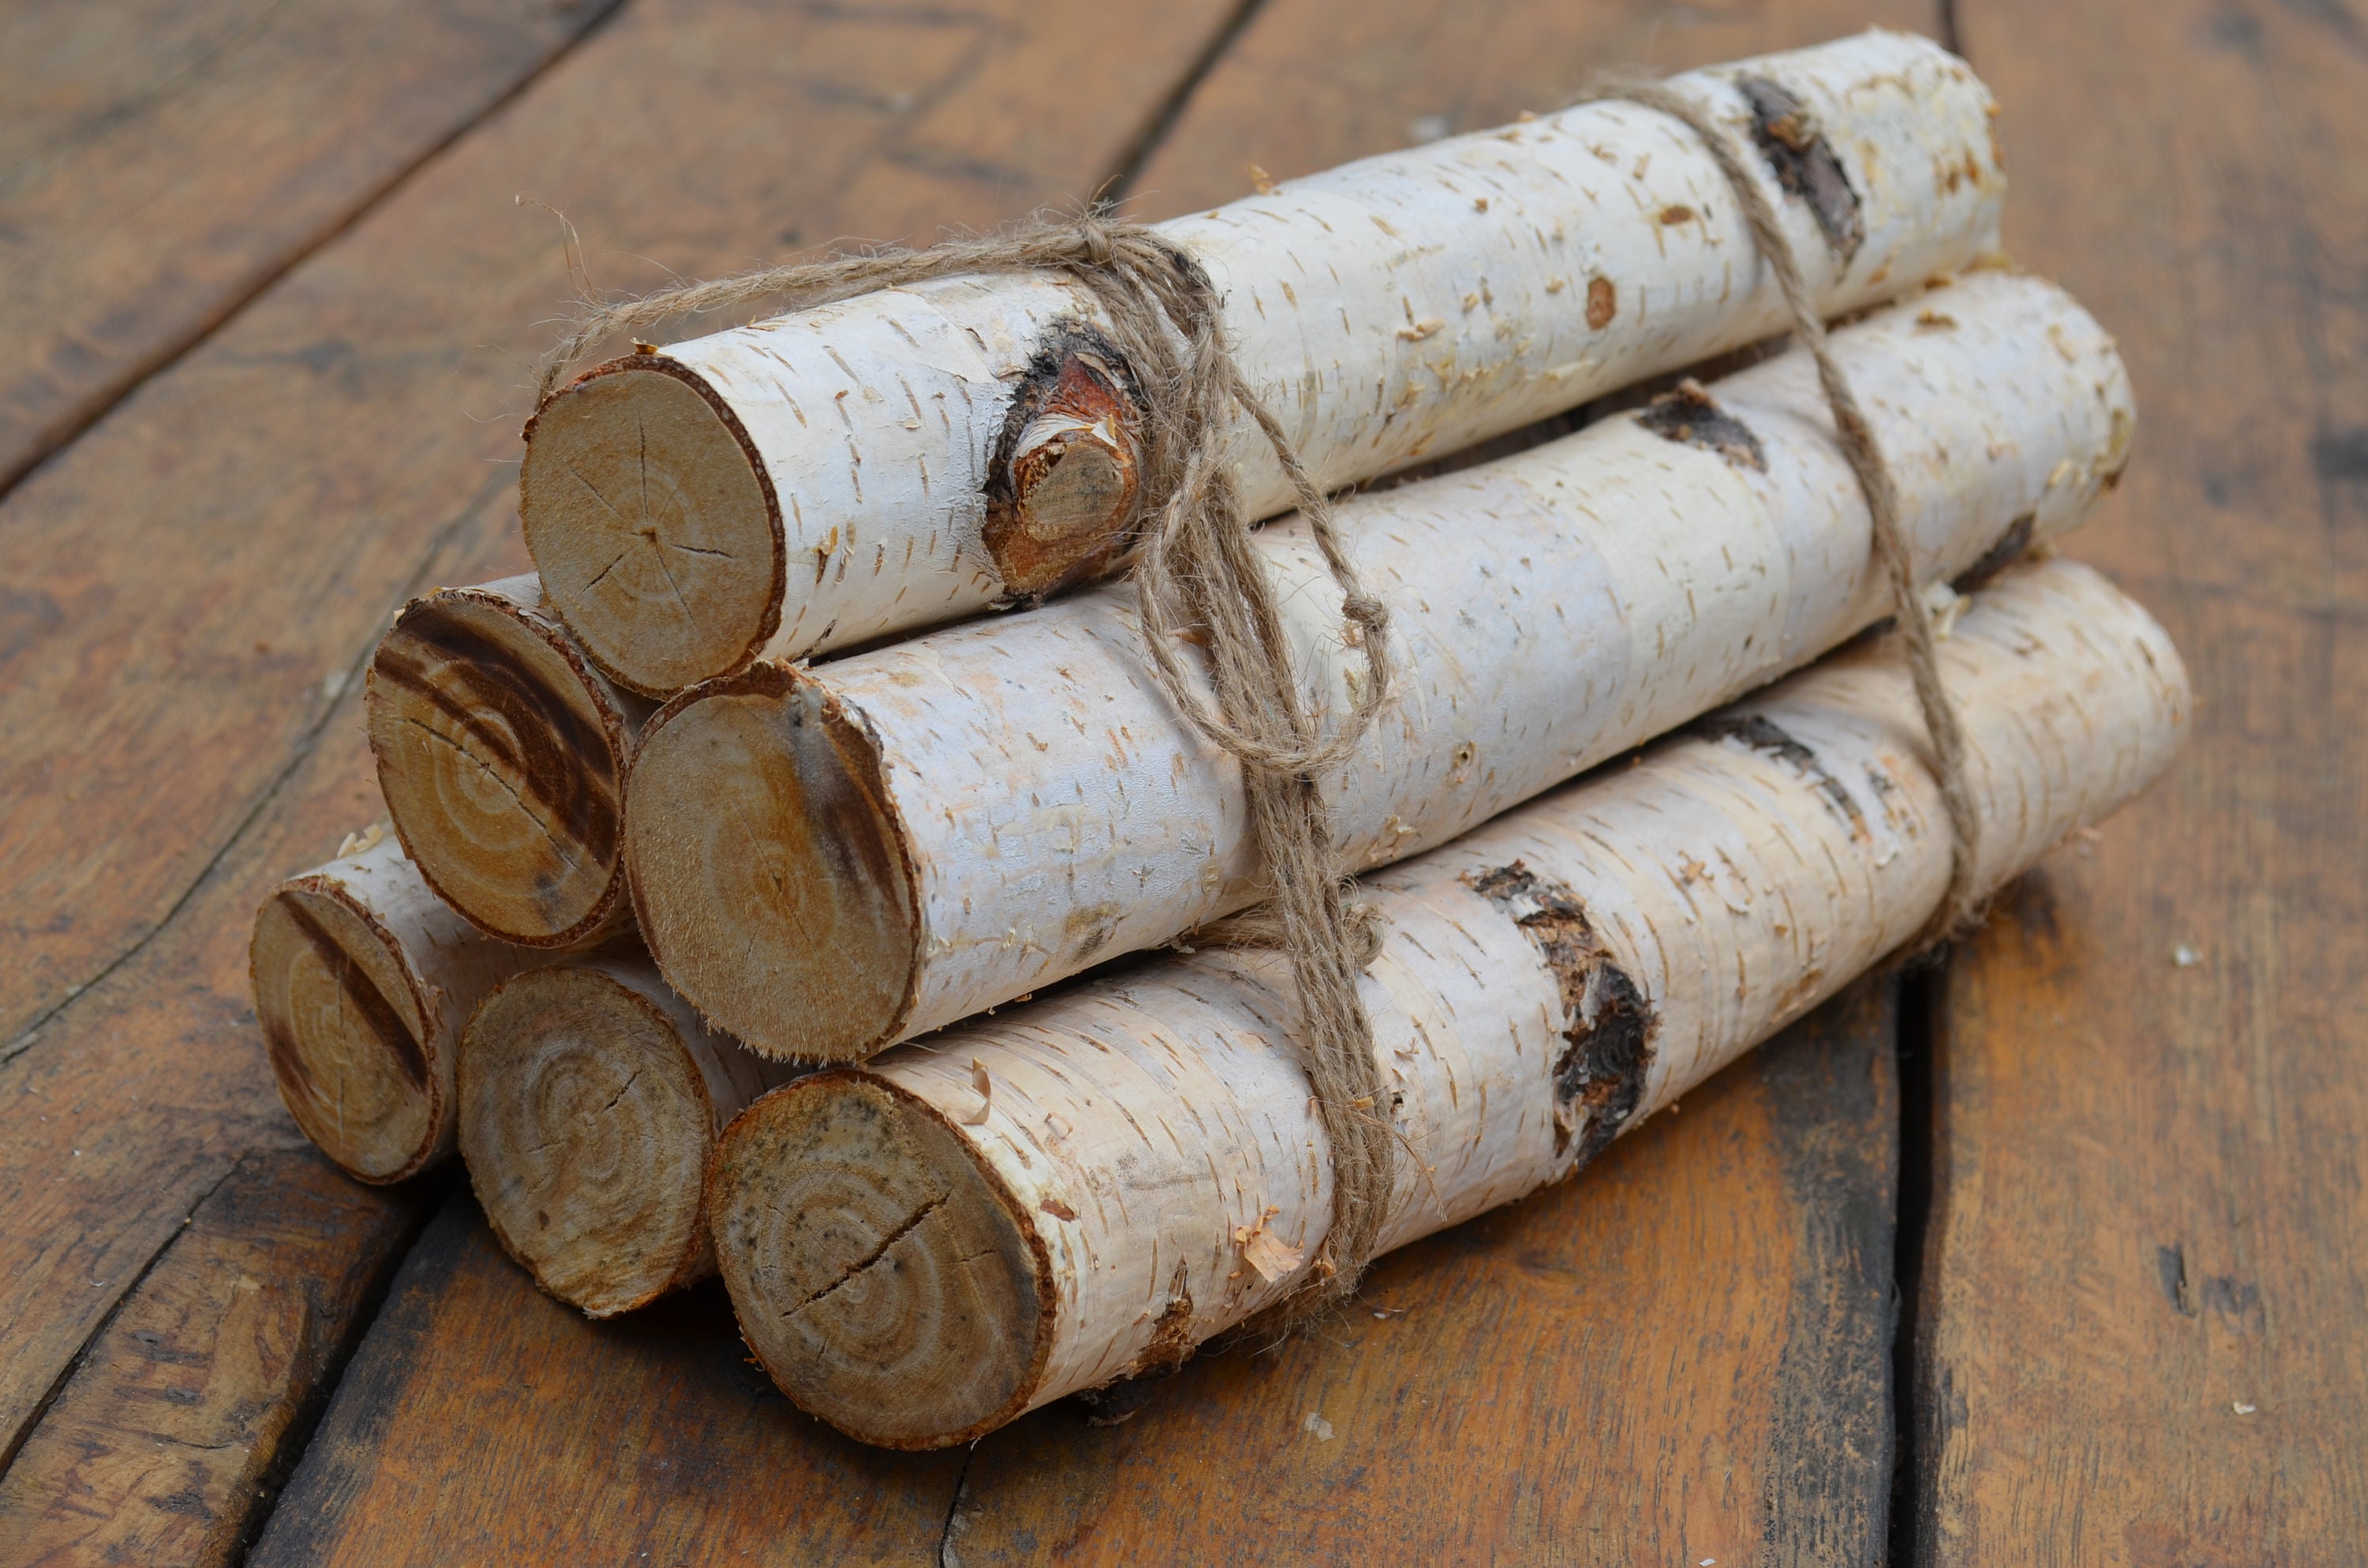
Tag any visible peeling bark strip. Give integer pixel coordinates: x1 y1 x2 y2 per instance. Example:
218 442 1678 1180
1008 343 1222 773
708 559 2191 1448
522 32 2007 694
367 574 654 948
629 274 2136 1061
457 948 798 1318
250 833 541 1184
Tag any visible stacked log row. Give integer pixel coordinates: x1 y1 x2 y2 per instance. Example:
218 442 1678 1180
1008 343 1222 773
519 29 2006 694
367 574 653 949
706 558 2190 1448
625 271 2134 1061
250 829 536 1182
459 949 800 1316
245 36 2191 1439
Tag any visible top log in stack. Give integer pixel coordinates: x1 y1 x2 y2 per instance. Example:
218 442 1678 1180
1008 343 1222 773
254 31 2189 1446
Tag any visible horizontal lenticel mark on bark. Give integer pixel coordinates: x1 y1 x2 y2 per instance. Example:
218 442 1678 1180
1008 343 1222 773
1952 513 2037 593
1637 380 1767 470
1695 713 1872 841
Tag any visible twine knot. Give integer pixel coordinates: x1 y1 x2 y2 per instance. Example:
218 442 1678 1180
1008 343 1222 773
1074 215 1117 268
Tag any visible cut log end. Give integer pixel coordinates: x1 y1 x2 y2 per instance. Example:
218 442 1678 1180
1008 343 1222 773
522 360 781 696
626 666 918 1060
710 1074 1048 1447
459 966 714 1317
250 882 440 1184
369 590 626 946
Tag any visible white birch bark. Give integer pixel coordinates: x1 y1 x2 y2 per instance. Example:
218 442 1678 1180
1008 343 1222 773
522 29 2006 694
628 272 2134 1061
459 947 800 1317
369 574 654 948
708 557 2190 1447
249 829 536 1183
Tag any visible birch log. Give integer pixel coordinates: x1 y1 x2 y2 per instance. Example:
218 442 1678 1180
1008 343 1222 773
459 948 798 1316
250 829 534 1183
521 29 2006 694
709 558 2190 1447
628 271 2134 1061
367 574 653 948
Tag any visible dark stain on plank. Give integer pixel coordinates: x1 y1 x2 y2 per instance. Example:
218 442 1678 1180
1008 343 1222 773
1756 975 1900 1566
0 1148 439 1566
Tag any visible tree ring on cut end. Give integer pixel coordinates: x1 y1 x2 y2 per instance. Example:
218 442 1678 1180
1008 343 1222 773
461 966 713 1317
251 885 438 1182
523 359 782 696
625 666 918 1060
710 1074 1050 1447
369 592 624 945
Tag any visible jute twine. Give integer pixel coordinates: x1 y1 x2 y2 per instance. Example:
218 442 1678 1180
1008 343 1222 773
533 69 1980 1319
1573 71 1984 949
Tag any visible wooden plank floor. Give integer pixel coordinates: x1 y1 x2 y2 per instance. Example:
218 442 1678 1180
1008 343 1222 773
0 0 2359 1562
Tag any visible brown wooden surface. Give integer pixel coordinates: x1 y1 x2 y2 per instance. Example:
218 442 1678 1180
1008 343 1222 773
1122 0 1935 220
250 982 1898 1566
0 1149 433 1566
0 0 1238 1512
1904 2 2368 1559
0 0 624 495
6 0 2359 1559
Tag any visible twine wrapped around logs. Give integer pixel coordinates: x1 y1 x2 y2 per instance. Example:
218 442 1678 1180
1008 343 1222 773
534 213 1399 1315
530 66 1978 1315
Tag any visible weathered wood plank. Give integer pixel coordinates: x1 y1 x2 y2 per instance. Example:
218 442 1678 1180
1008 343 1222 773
1907 1 2368 1559
0 1149 433 1568
946 979 1902 1566
249 983 1894 1565
0 0 1238 1476
1122 0 1939 220
246 1197 965 1567
0 0 623 495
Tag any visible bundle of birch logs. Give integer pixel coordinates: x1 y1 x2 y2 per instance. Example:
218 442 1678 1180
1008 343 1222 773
251 29 2189 1439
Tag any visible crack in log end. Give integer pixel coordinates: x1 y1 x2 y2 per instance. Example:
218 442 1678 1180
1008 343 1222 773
373 599 622 878
1637 379 1767 471
1464 863 1656 1163
1695 713 1871 843
1951 512 2036 593
520 357 785 696
276 898 430 1093
1737 77 1866 263
980 323 1148 601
